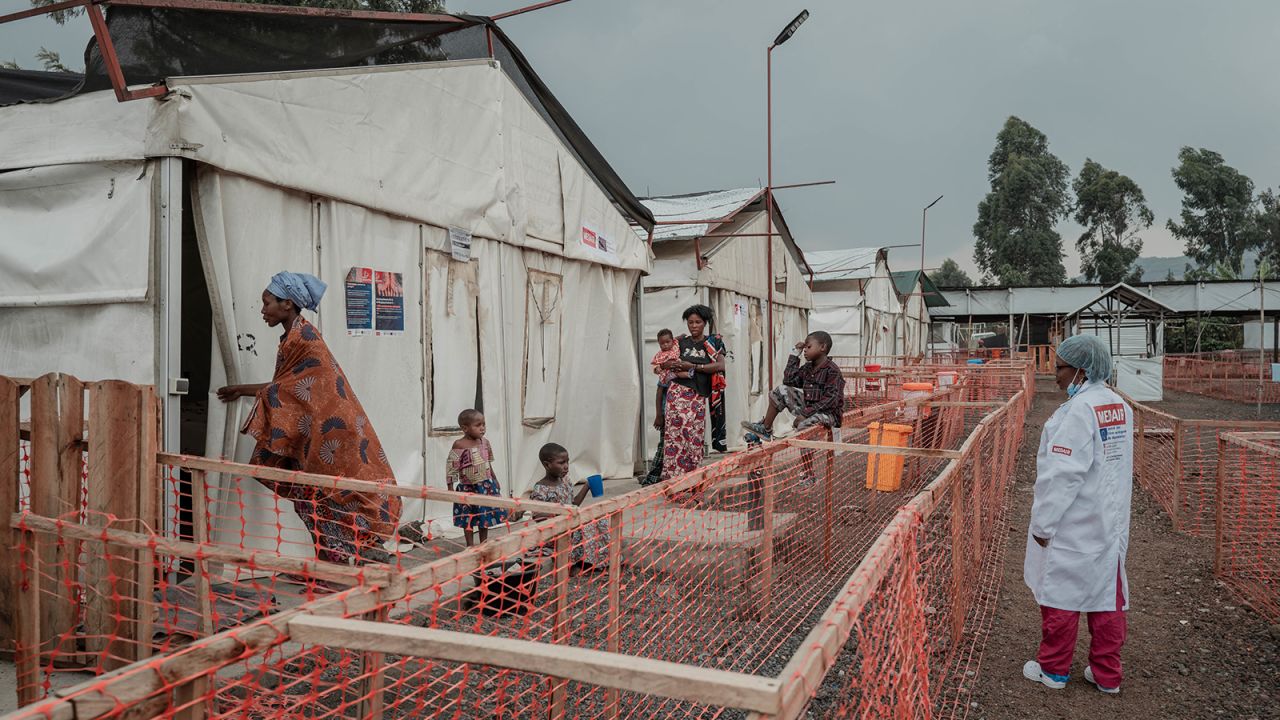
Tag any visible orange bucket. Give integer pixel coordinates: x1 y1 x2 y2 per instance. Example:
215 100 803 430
865 422 914 492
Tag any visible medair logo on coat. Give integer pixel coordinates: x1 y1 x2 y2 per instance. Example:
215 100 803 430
1051 445 1073 456
1094 403 1127 427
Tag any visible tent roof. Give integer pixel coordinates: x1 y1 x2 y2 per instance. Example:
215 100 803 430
891 270 950 307
807 248 884 282
1065 282 1175 319
0 4 653 230
641 187 766 242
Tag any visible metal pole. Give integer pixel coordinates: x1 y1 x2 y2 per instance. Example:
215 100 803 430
1258 274 1264 418
766 44 775 389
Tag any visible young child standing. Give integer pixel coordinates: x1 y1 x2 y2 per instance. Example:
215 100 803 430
528 443 610 569
741 331 846 483
449 409 507 546
643 329 678 486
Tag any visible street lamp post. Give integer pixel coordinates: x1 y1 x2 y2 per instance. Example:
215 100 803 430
766 9 808 388
919 195 942 358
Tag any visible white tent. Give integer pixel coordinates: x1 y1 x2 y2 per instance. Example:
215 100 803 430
0 59 652 544
638 188 812 450
807 248 900 361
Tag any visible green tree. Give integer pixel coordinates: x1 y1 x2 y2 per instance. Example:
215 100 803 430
1167 147 1256 277
973 116 1070 285
1071 159 1152 285
931 259 973 287
1251 189 1280 279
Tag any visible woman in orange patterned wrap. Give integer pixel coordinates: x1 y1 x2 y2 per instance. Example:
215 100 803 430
218 272 401 565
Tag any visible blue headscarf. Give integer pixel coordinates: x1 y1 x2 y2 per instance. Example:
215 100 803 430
1057 334 1114 383
266 272 327 312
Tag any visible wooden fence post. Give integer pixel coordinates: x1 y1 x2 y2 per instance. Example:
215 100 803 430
15 529 41 706
823 426 835 565
85 381 144 669
28 373 83 662
1172 419 1184 531
548 532 572 719
949 463 966 648
0 377 19 652
1214 436 1227 577
758 466 775 618
604 515 623 719
174 470 212 720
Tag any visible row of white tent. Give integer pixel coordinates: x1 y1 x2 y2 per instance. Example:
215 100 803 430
0 25 935 541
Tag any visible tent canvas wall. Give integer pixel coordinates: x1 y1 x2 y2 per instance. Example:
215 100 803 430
0 58 652 547
639 189 812 451
808 248 900 361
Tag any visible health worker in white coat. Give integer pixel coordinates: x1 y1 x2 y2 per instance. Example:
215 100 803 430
1022 334 1132 695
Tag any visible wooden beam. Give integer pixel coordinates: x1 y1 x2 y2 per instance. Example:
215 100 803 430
159 453 572 517
15 529 41 707
548 533 572 719
15 513 393 587
604 518 623 719
0 377 19 652
788 439 963 459
286 616 784 715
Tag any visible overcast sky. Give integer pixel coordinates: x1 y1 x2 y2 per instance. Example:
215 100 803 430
6 0 1280 279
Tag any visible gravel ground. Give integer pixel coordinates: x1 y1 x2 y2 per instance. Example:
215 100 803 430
969 382 1280 720
1149 388 1280 421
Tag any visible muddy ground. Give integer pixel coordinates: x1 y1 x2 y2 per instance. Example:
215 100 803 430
969 382 1280 720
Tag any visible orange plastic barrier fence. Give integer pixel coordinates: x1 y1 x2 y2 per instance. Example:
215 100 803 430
1214 432 1280 623
1164 355 1280 404
3 365 1032 720
1127 395 1280 537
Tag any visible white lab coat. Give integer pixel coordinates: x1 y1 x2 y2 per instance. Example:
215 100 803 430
1023 381 1133 612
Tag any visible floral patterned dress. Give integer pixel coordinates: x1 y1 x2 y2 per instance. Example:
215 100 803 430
242 317 401 565
529 479 610 567
449 439 508 530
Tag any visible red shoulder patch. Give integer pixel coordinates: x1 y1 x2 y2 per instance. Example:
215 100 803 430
1051 445 1073 456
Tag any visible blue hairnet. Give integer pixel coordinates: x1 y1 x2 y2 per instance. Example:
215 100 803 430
266 272 327 312
1057 334 1113 383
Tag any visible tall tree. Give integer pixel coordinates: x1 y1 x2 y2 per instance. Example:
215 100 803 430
931 259 974 287
973 116 1070 285
1251 189 1280 279
1071 159 1153 285
1167 147 1256 277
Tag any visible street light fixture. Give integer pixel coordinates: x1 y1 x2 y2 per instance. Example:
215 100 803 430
921 194 943 277
765 8 809 387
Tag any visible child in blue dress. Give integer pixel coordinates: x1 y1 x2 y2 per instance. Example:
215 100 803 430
448 409 507 546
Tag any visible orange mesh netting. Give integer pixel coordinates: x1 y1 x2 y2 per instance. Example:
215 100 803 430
4 363 1033 720
1213 432 1280 623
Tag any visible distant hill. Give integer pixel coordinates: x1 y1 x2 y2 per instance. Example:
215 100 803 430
1077 252 1261 283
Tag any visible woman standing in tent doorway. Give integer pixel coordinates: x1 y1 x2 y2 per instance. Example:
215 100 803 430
658 305 725 481
217 272 401 566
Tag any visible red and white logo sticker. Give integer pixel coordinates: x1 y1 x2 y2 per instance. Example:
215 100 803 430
1051 445 1073 456
1094 403 1127 427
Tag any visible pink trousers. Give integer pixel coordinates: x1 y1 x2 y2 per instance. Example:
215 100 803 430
1037 566 1127 688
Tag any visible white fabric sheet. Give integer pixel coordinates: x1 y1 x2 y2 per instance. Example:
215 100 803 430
0 161 151 306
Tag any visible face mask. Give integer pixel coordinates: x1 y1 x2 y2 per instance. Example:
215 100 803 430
1065 369 1084 398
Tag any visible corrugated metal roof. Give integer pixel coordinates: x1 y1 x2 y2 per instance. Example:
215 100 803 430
807 248 884 281
640 187 765 242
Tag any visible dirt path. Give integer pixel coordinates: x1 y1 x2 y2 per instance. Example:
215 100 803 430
969 382 1280 720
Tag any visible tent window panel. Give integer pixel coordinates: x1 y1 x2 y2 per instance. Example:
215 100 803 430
522 269 563 424
426 252 481 433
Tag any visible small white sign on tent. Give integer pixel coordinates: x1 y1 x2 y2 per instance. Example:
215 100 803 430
1115 356 1163 401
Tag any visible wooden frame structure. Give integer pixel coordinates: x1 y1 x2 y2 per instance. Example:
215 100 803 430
3 364 1035 720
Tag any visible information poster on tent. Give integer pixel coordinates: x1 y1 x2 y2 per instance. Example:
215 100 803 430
345 266 405 336
581 223 618 263
345 267 374 335
449 226 472 263
733 302 746 330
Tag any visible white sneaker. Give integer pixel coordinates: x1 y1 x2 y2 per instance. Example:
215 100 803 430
1084 665 1120 694
1022 660 1068 689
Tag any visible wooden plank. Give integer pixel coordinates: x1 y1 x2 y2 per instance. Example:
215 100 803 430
788 439 963 459
159 453 572 517
134 392 159 661
355 605 389 720
55 375 84 666
1221 433 1280 459
0 377 20 652
949 465 965 647
15 529 41 706
85 381 142 668
822 427 834 565
190 470 214 638
1214 436 1227 576
29 374 80 656
758 464 775 617
1172 419 1184 531
16 514 393 587
548 533 572 719
604 516 623 719
286 616 784 714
